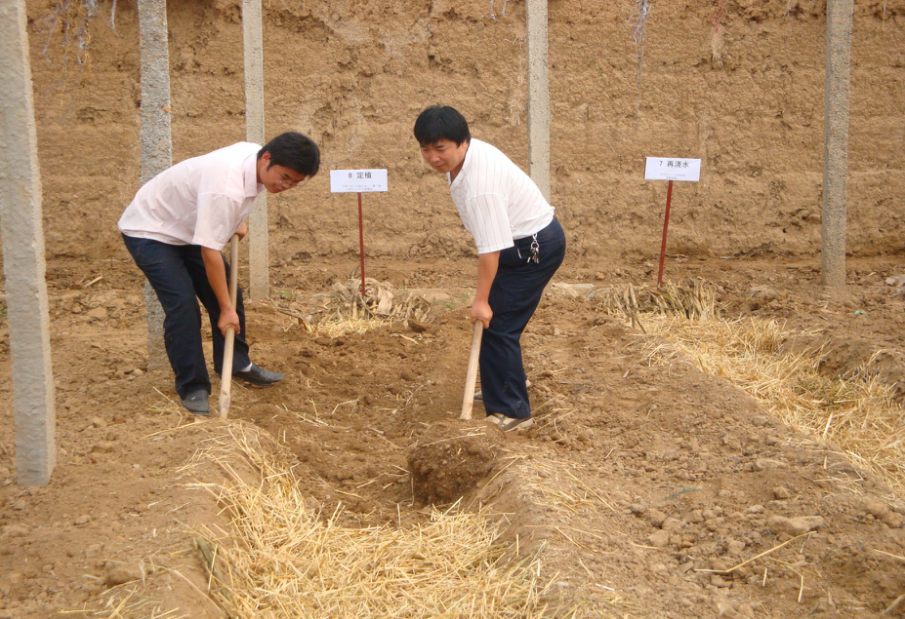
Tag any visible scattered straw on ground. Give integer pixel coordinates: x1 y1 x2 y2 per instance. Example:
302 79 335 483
190 425 564 619
599 282 905 494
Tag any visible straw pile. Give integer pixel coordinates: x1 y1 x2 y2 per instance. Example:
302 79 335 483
193 425 558 618
330 278 433 322
607 292 905 493
591 279 718 329
274 278 434 338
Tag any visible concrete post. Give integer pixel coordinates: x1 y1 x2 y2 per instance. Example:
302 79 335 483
526 0 551 202
243 0 268 299
138 0 172 368
821 0 853 289
0 0 57 486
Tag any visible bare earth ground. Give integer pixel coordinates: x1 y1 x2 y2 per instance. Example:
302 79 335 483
2 255 905 618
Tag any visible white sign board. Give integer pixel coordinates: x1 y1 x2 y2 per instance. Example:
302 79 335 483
644 157 701 182
330 169 388 193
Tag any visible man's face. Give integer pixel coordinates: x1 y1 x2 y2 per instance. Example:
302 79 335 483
258 152 308 193
419 139 468 176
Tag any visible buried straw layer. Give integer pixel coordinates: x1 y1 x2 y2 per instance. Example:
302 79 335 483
598 281 905 494
194 426 557 618
638 315 905 492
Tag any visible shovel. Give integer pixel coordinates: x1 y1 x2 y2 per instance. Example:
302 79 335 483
218 234 240 419
460 322 483 419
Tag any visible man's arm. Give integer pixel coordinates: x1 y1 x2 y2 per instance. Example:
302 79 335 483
472 251 500 328
201 246 240 336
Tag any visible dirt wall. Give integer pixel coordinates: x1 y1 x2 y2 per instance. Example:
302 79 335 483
22 0 905 264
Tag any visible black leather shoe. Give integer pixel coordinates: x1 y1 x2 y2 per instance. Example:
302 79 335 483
181 389 210 415
234 364 284 387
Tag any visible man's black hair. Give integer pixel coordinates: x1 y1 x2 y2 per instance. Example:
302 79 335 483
413 105 471 147
258 131 320 177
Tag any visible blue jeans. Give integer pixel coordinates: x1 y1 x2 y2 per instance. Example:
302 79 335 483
480 218 566 419
122 234 251 398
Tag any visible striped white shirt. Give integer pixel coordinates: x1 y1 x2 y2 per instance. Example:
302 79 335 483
118 142 263 251
448 139 554 254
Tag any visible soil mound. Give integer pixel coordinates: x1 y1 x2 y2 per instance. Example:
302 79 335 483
407 420 504 504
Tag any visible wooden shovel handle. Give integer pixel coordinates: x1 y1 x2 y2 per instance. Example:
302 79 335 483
460 321 484 420
218 234 240 419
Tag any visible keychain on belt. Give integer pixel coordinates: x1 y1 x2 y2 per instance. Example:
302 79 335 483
527 233 540 264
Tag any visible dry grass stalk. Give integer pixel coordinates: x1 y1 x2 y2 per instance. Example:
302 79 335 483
193 424 558 618
882 592 905 615
694 533 806 575
626 311 905 493
874 549 905 563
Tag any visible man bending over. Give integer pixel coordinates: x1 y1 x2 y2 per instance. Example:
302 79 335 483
119 131 320 415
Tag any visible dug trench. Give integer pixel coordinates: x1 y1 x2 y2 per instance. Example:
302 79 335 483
2 257 905 617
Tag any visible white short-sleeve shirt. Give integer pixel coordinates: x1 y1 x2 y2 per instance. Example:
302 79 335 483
118 142 263 251
448 138 554 255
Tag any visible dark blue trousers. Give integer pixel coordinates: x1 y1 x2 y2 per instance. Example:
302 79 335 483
122 234 251 399
481 218 566 419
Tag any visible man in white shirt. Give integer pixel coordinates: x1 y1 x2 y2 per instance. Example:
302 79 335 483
414 106 566 432
119 131 320 415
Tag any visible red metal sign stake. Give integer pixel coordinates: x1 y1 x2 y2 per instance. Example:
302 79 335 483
656 180 674 287
358 192 366 298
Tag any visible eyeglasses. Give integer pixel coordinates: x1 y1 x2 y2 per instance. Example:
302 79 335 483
275 176 309 190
